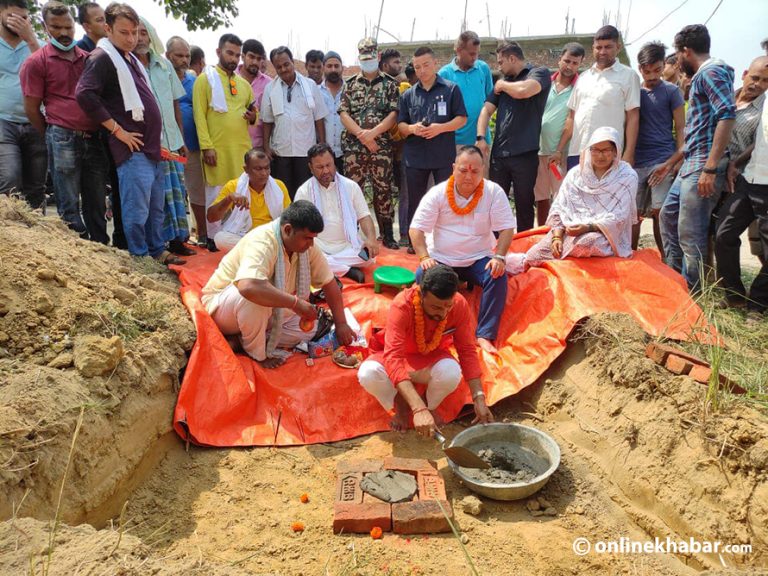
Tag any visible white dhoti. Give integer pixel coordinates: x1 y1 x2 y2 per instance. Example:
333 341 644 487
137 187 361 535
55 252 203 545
213 230 243 252
208 284 316 361
323 245 375 276
204 184 223 237
357 358 461 411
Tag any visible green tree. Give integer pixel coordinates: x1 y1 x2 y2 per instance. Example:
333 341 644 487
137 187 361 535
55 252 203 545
34 0 239 31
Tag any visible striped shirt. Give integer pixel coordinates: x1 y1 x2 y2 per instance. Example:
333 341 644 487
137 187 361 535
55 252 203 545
728 91 765 160
681 58 735 177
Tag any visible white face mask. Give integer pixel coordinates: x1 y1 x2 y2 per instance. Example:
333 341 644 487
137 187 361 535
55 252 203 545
359 58 379 74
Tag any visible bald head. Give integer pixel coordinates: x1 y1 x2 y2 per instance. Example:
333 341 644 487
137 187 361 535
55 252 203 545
741 56 768 102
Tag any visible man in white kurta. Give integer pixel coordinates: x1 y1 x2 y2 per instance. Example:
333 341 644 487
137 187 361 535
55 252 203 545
409 145 517 354
295 143 379 282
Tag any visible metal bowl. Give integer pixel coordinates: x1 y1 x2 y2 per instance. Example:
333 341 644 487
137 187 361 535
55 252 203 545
447 423 561 501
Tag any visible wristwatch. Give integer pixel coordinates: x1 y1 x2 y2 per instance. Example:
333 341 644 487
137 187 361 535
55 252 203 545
702 167 718 174
475 135 484 142
492 254 506 263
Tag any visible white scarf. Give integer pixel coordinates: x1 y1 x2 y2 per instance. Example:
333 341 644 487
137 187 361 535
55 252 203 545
205 65 228 113
555 126 638 258
266 219 311 360
308 175 361 250
221 174 284 237
269 72 316 116
97 38 151 121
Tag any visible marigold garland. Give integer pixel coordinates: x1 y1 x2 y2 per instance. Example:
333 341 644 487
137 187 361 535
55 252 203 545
445 175 483 215
413 288 448 355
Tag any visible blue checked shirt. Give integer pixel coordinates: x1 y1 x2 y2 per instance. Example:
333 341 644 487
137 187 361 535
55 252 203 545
681 58 735 177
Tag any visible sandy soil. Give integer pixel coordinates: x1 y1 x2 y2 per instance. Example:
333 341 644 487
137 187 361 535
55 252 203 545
1 198 767 575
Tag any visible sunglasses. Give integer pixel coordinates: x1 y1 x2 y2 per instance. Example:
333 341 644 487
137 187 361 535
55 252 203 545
229 77 237 96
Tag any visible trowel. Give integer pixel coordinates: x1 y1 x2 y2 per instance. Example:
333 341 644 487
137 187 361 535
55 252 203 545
434 430 490 469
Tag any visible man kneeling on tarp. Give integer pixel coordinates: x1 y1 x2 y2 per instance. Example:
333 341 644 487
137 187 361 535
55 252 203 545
206 149 291 251
357 265 494 436
202 200 355 368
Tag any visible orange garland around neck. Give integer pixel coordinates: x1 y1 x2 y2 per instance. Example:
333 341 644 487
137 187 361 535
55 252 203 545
413 287 449 355
446 175 484 215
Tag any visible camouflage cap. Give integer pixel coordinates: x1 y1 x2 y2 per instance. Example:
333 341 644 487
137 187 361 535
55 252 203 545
357 37 378 58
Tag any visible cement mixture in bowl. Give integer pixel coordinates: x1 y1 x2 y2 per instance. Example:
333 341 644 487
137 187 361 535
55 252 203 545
459 443 549 484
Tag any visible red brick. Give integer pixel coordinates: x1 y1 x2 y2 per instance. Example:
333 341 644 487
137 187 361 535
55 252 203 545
665 354 693 375
417 472 447 501
336 459 383 474
646 342 708 367
689 364 712 383
333 502 392 534
392 500 453 534
336 472 363 504
383 457 437 475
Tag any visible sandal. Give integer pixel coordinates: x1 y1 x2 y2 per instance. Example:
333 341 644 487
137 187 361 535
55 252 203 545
168 239 196 256
155 250 186 266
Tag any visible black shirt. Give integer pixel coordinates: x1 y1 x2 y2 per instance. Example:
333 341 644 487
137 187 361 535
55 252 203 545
398 75 467 169
75 47 162 166
487 63 551 158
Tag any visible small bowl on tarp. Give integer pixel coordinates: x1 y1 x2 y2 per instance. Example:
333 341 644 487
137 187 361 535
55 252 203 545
447 423 560 501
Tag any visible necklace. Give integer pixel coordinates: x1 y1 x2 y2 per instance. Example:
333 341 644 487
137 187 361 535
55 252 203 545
445 175 483 215
413 287 448 354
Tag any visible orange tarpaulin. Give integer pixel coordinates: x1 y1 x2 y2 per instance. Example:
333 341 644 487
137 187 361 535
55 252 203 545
171 231 706 447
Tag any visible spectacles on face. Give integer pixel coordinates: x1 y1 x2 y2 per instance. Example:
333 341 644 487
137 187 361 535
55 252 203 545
589 146 615 156
229 77 237 96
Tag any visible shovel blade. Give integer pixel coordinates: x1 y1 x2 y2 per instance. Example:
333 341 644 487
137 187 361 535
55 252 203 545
443 445 491 469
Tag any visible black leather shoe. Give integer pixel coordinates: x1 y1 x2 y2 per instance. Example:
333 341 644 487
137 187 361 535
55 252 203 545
206 238 219 252
345 267 365 283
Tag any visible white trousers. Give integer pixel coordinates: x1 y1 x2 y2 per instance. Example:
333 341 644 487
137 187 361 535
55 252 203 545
325 245 374 276
210 284 315 361
205 185 223 237
357 358 461 411
213 230 243 252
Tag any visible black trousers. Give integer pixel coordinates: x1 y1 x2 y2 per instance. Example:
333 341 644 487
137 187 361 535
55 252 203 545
271 155 311 200
489 150 539 232
715 176 768 312
405 165 452 232
107 146 126 249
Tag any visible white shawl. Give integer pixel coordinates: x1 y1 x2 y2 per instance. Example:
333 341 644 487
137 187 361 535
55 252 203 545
221 174 285 237
96 38 151 121
552 126 638 258
205 65 228 113
308 175 361 251
269 72 316 116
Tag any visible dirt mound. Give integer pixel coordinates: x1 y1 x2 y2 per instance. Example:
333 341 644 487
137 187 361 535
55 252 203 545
0 196 195 525
1 196 766 575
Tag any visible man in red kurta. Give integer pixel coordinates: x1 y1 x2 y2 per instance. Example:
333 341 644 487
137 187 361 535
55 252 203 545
357 265 494 436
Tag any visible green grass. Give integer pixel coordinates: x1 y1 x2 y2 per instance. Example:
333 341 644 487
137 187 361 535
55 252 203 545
74 299 171 342
675 266 768 410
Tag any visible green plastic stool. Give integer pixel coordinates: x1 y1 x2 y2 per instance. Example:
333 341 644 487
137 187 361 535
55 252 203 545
373 266 416 294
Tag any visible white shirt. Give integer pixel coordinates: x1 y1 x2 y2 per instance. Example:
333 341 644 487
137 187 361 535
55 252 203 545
294 174 371 254
743 96 768 185
567 61 641 155
260 75 329 157
411 179 517 267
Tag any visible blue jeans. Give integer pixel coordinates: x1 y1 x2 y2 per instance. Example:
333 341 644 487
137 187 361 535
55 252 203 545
415 257 507 340
0 119 48 209
659 168 725 292
116 152 165 258
46 125 108 243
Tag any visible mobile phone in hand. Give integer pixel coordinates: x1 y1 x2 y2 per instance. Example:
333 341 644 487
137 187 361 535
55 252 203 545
358 247 370 261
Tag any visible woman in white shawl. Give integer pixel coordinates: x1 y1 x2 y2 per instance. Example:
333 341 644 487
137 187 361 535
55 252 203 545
507 126 638 274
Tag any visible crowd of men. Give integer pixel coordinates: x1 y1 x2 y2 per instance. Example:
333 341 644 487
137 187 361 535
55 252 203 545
2 1 768 430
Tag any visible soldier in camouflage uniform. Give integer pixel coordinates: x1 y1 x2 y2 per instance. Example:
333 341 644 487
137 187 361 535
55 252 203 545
339 38 400 249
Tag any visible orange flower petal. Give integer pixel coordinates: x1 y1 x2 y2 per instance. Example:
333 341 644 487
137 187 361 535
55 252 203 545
370 526 383 539
291 521 305 532
300 493 309 503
